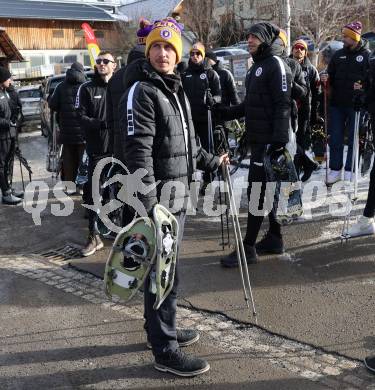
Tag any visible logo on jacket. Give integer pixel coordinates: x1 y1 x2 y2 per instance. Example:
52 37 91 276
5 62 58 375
255 67 262 77
160 29 172 39
200 73 207 80
94 95 102 99
356 55 364 63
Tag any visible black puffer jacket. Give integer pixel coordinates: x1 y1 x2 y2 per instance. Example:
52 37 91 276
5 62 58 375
6 85 22 122
49 68 86 144
182 60 221 123
76 72 109 156
120 59 219 213
212 61 241 106
328 39 370 107
367 49 375 114
221 40 292 145
0 88 11 140
106 45 146 159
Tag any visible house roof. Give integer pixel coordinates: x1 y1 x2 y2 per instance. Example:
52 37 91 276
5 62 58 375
0 28 24 61
0 0 116 22
119 0 182 22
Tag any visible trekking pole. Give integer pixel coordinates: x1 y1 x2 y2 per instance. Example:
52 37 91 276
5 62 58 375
341 110 361 241
323 77 329 184
222 163 257 319
19 157 25 191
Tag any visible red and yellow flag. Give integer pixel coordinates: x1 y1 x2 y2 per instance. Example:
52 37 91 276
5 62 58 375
82 23 100 68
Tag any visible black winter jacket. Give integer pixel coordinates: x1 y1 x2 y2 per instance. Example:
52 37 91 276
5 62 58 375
182 61 221 124
328 40 370 108
367 49 375 114
76 72 110 156
49 68 86 145
0 88 12 141
6 85 22 122
120 59 220 213
221 40 292 145
212 61 241 106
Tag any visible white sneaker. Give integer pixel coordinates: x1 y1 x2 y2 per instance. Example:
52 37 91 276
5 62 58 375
347 215 375 237
344 171 353 182
326 170 341 185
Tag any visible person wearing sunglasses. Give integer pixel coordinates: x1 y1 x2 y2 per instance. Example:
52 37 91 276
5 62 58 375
181 42 221 195
290 39 321 182
75 50 117 256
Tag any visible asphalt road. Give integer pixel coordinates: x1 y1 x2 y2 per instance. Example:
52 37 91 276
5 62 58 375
0 130 374 389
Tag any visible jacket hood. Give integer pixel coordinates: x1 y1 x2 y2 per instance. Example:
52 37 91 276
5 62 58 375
66 68 86 84
344 38 369 54
127 44 146 65
252 38 283 62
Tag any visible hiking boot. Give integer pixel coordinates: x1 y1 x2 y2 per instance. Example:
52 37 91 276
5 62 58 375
81 234 104 257
364 355 375 374
220 243 257 268
11 188 24 198
2 191 22 205
301 160 319 182
147 329 200 349
154 349 210 377
255 232 284 255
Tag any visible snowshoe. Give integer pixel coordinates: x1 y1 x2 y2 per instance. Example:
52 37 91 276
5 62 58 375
151 204 179 310
264 148 303 225
104 217 157 302
311 124 326 164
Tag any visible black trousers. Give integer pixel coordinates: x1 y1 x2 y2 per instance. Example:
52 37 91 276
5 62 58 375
61 143 85 183
0 137 12 194
195 119 214 183
144 212 186 357
244 144 281 246
83 155 110 234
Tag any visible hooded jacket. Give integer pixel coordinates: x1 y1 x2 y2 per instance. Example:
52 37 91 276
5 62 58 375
366 49 375 114
182 60 221 124
0 87 12 140
220 36 292 145
49 67 86 144
328 39 370 107
119 59 219 213
76 72 110 156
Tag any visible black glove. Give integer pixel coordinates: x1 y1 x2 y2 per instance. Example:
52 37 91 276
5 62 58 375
205 92 215 109
310 114 324 126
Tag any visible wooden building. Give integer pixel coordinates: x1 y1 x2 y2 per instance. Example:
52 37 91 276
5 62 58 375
1 0 124 78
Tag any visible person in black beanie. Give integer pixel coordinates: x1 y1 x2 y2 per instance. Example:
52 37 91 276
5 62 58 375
0 67 22 205
216 22 292 267
49 61 87 190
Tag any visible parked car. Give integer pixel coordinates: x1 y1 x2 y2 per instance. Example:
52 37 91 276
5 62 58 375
40 71 94 137
212 47 249 67
231 41 249 52
17 84 42 119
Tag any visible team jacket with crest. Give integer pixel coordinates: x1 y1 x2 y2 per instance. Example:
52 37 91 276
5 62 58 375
119 59 219 213
327 40 370 108
0 88 12 140
181 61 221 124
75 73 109 156
220 41 292 145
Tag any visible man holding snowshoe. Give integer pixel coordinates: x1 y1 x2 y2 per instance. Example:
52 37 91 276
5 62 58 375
120 18 228 377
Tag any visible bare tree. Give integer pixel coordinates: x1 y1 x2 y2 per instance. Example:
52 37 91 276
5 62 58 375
291 0 366 49
183 0 215 45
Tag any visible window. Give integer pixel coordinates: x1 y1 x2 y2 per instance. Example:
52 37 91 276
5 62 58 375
29 56 45 67
49 55 63 64
95 30 104 39
63 55 77 64
74 30 84 38
83 54 91 67
52 30 64 38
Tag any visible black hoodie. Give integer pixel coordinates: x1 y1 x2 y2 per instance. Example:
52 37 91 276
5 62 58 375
327 39 370 107
119 59 219 213
49 67 86 144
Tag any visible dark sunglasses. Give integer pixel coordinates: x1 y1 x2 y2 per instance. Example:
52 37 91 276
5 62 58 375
293 45 306 51
95 58 114 65
190 51 201 57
